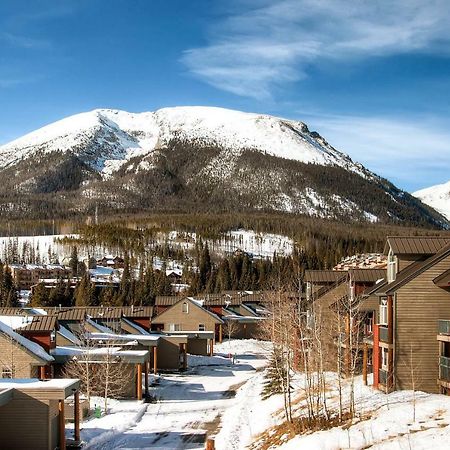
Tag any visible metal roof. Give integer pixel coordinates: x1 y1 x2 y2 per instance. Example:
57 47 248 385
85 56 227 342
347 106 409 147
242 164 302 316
155 296 183 306
349 268 386 283
18 315 58 333
381 243 450 294
385 236 450 255
304 270 347 283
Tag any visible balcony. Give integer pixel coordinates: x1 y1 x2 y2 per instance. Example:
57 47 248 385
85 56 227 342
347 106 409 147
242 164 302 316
379 368 388 385
440 356 450 382
379 326 390 343
438 320 450 335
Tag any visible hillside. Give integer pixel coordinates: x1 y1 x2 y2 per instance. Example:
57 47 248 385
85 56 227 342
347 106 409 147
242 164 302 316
0 107 446 227
414 180 450 220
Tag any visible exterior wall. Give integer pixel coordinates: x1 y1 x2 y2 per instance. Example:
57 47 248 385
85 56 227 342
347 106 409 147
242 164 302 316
187 338 208 356
21 332 53 352
56 331 76 347
154 300 220 333
395 254 450 393
157 336 185 370
397 254 423 272
131 318 150 331
0 332 43 378
0 391 51 450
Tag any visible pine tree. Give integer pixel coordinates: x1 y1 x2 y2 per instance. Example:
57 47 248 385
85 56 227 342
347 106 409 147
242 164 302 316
261 350 289 400
69 246 79 277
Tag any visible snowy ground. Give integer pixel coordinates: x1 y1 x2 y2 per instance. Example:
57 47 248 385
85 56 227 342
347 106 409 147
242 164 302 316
68 341 450 450
69 339 271 450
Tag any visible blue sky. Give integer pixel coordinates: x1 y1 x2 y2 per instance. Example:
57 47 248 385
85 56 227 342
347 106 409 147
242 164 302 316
1 0 450 192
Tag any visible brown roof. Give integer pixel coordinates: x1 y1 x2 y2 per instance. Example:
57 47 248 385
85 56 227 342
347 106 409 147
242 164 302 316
121 306 154 318
433 269 450 287
381 243 450 295
0 307 34 316
155 296 183 306
18 315 58 333
385 236 450 255
43 307 86 321
304 270 347 283
203 297 242 307
349 269 386 283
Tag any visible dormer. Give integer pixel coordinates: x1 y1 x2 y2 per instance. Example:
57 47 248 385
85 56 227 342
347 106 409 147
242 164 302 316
384 236 450 282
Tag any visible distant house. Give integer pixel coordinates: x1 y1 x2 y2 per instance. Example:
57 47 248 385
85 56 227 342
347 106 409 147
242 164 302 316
9 264 71 290
151 297 224 341
96 255 125 269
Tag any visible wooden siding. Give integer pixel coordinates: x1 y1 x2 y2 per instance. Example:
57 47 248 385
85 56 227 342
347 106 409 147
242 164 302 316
153 300 220 333
312 282 349 369
398 254 424 272
395 254 450 393
0 391 50 450
0 332 44 378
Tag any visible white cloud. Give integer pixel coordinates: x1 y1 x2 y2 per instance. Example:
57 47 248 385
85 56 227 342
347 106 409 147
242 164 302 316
182 0 450 99
1 32 51 50
300 112 450 191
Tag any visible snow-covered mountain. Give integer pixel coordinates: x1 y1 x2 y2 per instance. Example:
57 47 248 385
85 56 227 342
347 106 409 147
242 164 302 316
414 181 450 220
0 106 445 227
0 107 367 177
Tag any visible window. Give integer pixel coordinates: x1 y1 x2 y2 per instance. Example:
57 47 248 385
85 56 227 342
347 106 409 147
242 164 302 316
182 302 189 314
306 309 314 329
198 324 206 331
381 348 389 370
379 298 388 326
387 250 397 283
1 367 13 379
169 323 181 331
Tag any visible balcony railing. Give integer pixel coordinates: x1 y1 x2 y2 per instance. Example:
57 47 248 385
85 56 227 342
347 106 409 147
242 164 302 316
438 320 450 335
440 356 450 381
379 369 388 385
379 326 389 343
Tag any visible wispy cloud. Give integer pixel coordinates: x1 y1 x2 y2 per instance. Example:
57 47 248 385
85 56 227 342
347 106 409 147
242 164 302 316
1 32 51 49
182 0 450 99
300 112 450 191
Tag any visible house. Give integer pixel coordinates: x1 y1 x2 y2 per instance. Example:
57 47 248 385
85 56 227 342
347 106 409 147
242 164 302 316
371 236 450 394
51 345 151 400
151 297 224 342
0 378 81 450
96 255 125 269
9 264 71 290
0 319 54 379
304 268 385 374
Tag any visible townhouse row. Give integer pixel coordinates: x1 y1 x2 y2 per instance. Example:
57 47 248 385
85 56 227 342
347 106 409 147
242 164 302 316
305 235 450 395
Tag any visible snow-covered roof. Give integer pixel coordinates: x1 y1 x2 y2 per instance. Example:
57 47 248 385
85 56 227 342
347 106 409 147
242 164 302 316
88 332 160 345
51 346 149 363
0 315 34 330
57 325 82 346
86 318 114 333
0 321 54 363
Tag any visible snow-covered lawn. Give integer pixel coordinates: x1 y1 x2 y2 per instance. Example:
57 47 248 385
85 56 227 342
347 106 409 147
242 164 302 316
70 339 270 450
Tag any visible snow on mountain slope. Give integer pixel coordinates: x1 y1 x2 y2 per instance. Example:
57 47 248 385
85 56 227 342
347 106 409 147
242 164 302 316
414 180 450 220
0 106 369 178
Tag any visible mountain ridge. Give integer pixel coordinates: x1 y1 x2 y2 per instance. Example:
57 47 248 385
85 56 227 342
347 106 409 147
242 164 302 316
0 106 446 227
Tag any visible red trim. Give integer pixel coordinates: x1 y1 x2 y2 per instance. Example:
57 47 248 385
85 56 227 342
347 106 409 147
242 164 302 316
373 324 380 388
